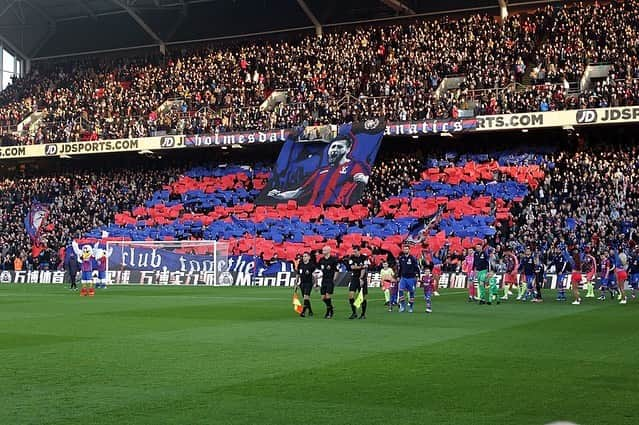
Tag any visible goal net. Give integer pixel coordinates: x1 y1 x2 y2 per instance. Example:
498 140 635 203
105 240 229 285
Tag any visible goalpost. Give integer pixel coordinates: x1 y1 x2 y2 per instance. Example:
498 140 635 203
105 240 229 286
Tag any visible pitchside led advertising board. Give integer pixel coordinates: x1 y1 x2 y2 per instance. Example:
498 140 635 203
0 269 599 291
4 106 639 160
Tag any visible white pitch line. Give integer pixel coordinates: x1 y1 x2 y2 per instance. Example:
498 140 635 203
0 289 469 303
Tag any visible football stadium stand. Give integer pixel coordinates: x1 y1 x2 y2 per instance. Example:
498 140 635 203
0 1 638 146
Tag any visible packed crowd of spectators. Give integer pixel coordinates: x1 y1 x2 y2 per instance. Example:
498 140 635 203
361 150 425 216
474 0 639 115
410 140 639 270
0 72 39 137
1 130 639 271
1 1 639 146
0 163 182 270
514 142 639 257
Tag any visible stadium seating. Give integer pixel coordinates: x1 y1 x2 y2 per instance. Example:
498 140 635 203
2 1 639 269
77 151 547 263
1 1 639 145
3 134 639 271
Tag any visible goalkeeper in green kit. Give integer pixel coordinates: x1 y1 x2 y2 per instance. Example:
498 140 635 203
473 243 490 304
486 271 501 305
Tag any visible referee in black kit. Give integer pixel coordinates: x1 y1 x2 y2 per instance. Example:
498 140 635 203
296 252 316 317
317 246 339 319
347 246 369 320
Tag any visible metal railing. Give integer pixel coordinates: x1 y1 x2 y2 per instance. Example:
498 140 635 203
1 74 635 143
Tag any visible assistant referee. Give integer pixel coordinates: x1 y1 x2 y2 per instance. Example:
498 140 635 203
347 246 368 319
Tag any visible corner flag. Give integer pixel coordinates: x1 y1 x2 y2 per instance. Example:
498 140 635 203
292 292 303 314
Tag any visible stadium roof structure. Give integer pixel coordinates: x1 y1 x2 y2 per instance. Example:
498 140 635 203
0 0 559 61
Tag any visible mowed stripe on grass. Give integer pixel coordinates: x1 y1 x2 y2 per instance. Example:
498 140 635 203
0 285 637 425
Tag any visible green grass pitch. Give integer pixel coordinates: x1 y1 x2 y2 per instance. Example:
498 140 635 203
1 285 637 425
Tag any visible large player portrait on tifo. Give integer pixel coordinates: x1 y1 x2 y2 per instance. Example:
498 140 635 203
267 135 370 206
257 118 385 207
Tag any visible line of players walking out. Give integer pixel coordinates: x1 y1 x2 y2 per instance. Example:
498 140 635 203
465 243 639 306
294 244 440 319
294 241 639 319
